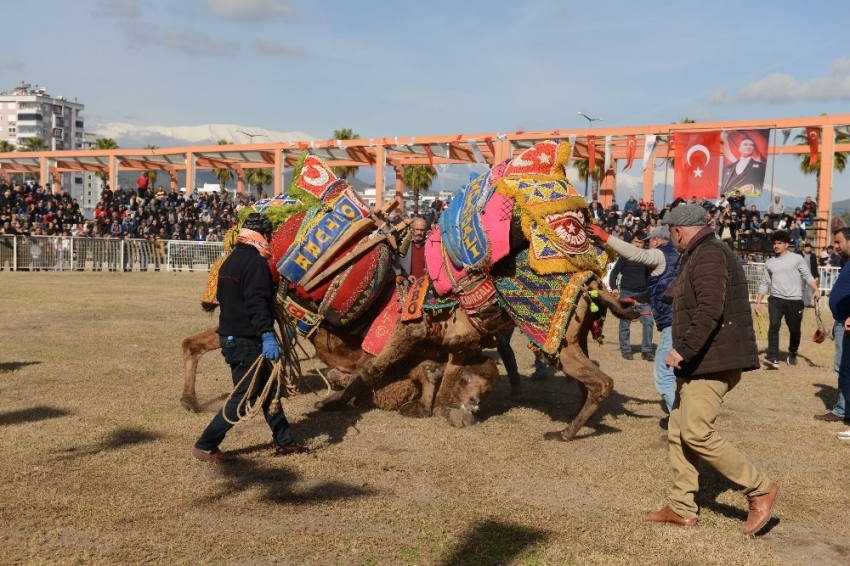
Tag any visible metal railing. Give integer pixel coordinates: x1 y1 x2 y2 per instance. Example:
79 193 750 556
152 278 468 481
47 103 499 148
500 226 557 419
0 235 225 272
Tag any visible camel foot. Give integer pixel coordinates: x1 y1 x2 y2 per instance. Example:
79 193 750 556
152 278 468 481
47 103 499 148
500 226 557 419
543 430 572 442
399 401 431 418
180 398 200 413
446 408 476 428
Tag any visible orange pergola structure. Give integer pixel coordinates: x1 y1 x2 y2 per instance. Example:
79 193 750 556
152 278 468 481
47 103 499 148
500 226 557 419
2 114 848 248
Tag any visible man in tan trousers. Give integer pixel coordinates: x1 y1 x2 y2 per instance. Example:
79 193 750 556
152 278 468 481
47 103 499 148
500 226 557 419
641 204 780 535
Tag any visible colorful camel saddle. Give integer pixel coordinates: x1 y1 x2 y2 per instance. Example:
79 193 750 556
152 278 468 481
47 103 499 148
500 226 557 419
423 140 612 335
493 249 596 356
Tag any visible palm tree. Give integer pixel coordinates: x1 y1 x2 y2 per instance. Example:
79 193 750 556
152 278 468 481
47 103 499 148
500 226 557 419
94 137 119 183
794 126 849 192
330 127 360 180
143 144 158 188
573 158 604 199
19 137 47 152
402 165 437 214
211 139 234 192
245 168 273 198
0 140 15 153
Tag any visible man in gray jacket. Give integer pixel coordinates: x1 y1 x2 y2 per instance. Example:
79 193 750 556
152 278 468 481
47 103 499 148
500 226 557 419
755 230 820 368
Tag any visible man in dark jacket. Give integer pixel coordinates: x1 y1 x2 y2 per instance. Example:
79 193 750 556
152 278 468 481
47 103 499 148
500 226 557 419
642 204 779 535
609 232 654 361
192 213 307 463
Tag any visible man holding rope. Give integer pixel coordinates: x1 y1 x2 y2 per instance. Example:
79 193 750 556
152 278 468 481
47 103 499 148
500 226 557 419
192 213 308 463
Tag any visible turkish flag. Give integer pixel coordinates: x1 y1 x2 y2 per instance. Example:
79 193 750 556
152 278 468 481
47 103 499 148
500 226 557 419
587 135 596 173
806 127 820 167
673 131 721 200
623 135 636 170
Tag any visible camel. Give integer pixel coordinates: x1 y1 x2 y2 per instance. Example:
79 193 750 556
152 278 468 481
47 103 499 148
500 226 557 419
180 321 501 423
316 276 636 441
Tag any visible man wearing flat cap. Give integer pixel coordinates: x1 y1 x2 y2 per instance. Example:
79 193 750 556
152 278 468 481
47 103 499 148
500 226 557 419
588 223 680 415
641 204 780 535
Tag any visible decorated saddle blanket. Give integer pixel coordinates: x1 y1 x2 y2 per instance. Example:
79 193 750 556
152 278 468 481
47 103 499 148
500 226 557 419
493 248 597 355
426 190 514 296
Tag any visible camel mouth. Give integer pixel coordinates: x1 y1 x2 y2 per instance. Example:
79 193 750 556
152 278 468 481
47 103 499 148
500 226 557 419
459 402 479 414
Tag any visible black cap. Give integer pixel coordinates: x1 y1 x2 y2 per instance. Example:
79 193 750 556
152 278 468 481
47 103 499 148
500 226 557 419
242 212 273 236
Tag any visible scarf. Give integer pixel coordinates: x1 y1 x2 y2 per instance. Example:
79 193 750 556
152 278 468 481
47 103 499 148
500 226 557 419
236 228 272 260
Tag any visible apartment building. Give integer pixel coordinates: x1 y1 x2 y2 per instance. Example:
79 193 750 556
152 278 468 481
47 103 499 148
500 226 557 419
0 81 86 151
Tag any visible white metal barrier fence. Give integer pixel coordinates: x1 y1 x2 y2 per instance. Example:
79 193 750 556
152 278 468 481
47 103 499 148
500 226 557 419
0 235 225 272
0 236 842 296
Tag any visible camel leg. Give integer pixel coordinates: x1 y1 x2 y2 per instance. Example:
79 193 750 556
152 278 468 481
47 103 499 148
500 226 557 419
398 360 442 418
543 298 614 441
180 327 220 412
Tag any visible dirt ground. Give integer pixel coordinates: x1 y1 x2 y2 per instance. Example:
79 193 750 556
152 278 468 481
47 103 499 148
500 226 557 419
1 272 848 565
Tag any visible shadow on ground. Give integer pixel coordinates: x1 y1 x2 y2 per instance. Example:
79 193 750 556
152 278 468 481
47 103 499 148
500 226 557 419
195 455 379 505
696 464 781 535
56 426 161 460
0 361 41 374
0 405 72 426
813 383 839 411
438 519 550 566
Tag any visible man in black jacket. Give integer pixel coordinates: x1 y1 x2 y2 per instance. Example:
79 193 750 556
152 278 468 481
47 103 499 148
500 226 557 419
798 241 820 306
192 213 307 463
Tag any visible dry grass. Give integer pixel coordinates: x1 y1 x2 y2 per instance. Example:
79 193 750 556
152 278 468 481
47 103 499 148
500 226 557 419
1 272 848 565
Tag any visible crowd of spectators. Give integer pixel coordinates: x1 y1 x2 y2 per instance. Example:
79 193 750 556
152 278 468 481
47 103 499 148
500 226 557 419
0 175 265 243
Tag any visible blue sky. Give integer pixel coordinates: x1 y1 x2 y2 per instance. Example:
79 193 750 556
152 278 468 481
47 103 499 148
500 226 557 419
2 0 850 205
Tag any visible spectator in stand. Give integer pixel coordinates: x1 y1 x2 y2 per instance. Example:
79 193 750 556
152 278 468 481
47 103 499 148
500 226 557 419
136 172 149 200
801 196 817 221
728 189 747 215
609 231 654 361
623 195 640 214
755 231 820 369
767 195 786 219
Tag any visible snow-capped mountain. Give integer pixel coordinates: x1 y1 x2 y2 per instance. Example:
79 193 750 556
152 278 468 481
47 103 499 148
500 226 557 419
91 122 318 149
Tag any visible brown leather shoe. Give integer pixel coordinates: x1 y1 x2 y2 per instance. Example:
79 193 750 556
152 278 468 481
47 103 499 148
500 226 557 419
744 483 780 535
273 442 309 457
641 506 698 527
192 447 236 463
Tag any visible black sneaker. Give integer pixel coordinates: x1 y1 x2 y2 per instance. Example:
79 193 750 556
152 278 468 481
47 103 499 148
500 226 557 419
762 358 779 370
622 353 634 361
642 353 655 362
787 355 797 366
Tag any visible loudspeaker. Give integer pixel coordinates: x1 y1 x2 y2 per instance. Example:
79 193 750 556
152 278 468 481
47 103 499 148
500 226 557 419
751 233 767 253
737 235 751 252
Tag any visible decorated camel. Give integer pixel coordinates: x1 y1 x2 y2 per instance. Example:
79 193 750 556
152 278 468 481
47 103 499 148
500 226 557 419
181 141 636 440
181 153 503 422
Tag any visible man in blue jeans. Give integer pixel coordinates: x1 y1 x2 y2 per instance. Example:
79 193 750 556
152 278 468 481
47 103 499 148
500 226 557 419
609 232 654 361
816 226 850 434
590 224 679 415
192 213 307 463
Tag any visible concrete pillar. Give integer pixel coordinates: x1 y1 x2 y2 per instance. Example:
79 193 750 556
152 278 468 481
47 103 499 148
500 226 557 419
394 167 405 212
374 145 385 209
273 148 282 196
817 125 834 250
236 169 245 195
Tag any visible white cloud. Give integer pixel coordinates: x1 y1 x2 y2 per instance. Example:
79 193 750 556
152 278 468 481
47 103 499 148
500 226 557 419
711 58 850 104
205 0 293 21
162 31 239 57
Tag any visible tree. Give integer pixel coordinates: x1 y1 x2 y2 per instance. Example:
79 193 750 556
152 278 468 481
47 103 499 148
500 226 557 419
94 137 119 183
19 137 46 152
330 127 360 180
402 165 437 214
143 144 158 188
0 140 15 153
794 126 849 193
211 139 234 192
245 168 273 198
572 158 604 199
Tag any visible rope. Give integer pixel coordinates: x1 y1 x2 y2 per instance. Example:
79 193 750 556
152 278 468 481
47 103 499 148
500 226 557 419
755 309 767 340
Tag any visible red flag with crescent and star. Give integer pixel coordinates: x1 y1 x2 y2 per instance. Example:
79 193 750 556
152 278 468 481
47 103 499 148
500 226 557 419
623 135 636 170
673 131 721 200
806 127 820 167
587 135 596 173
